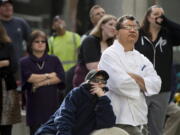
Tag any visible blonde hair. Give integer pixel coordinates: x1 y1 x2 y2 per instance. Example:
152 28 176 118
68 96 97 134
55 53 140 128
91 127 129 135
90 14 117 38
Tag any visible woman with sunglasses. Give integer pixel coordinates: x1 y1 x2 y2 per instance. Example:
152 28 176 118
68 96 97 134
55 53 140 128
20 30 65 135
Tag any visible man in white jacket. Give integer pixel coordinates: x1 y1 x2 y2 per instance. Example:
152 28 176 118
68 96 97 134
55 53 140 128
98 15 162 135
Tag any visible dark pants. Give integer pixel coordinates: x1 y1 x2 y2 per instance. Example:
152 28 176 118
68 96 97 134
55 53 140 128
146 92 170 135
0 125 12 135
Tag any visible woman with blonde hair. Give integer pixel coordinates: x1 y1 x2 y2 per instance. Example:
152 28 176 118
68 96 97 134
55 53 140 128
0 22 21 135
73 14 117 87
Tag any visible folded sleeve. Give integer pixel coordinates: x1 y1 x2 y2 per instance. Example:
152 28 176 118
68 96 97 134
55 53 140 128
20 58 32 91
161 16 180 46
141 55 162 96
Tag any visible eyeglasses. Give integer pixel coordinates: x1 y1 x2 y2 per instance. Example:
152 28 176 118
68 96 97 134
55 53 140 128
121 25 140 31
91 78 107 84
33 40 46 44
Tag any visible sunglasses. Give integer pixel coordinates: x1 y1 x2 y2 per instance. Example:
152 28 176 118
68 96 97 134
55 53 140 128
33 40 46 44
91 78 107 84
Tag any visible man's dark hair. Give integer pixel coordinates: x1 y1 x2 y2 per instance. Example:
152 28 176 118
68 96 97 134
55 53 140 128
116 15 140 30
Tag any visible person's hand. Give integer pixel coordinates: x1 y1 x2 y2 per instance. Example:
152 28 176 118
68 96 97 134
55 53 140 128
89 82 105 97
155 15 164 25
0 60 10 68
46 72 56 79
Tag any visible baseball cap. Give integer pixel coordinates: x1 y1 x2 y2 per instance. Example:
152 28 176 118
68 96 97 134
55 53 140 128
0 0 13 5
85 69 109 82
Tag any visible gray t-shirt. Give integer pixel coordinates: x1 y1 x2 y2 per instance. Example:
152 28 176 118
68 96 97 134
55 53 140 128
1 16 31 60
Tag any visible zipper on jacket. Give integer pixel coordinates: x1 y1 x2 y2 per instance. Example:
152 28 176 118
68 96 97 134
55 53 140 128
143 36 156 68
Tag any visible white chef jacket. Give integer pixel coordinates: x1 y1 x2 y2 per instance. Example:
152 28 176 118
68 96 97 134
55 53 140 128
98 40 161 126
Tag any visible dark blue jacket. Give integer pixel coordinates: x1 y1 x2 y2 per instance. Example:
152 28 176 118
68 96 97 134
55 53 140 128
35 83 116 135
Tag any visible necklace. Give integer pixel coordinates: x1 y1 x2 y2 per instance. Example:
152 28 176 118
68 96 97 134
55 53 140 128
36 61 45 70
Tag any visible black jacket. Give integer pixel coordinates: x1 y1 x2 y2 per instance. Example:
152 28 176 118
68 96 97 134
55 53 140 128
0 43 17 90
135 16 180 93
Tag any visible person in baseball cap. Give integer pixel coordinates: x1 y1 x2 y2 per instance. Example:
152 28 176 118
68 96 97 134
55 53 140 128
0 0 14 20
35 69 115 135
0 0 13 5
85 69 109 83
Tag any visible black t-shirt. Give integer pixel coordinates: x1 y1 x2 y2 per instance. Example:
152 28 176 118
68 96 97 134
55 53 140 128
78 35 101 64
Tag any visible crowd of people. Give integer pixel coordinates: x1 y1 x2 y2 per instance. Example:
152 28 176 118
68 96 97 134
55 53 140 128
0 0 180 135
